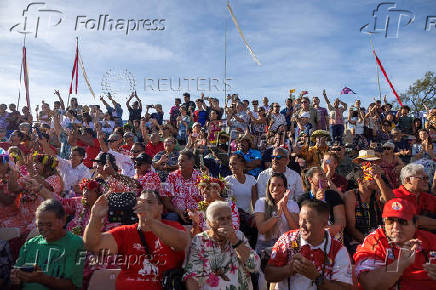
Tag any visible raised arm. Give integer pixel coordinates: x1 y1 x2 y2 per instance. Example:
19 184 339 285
126 93 134 109
83 195 118 254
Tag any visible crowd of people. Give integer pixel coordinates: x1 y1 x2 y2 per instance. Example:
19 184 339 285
0 89 436 290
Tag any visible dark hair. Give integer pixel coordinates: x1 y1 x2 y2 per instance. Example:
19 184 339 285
83 127 96 138
140 190 163 204
133 142 145 151
175 98 181 103
304 167 322 191
36 199 65 219
263 172 288 240
301 199 330 218
72 146 86 157
183 92 190 98
179 150 194 161
417 128 432 145
230 153 246 165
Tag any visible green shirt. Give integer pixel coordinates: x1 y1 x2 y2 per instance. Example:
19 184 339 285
15 231 85 290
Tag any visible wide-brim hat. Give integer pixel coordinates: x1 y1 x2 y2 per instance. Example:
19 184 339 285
310 130 331 141
353 149 380 162
238 134 254 148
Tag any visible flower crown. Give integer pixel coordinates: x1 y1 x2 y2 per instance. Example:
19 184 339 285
32 152 58 169
79 178 101 192
196 174 228 192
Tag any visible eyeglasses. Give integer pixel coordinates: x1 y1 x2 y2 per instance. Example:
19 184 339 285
272 155 286 160
412 175 429 181
331 147 341 151
130 150 142 154
384 217 410 226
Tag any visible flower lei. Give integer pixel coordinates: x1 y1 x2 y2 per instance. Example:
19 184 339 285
71 206 87 236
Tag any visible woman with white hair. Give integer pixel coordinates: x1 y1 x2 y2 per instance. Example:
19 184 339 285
393 163 436 231
184 201 260 289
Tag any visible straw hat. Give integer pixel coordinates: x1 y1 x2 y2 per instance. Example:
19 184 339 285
310 130 331 141
353 149 380 162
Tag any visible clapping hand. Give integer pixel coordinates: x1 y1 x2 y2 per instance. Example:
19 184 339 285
276 190 290 215
292 253 320 280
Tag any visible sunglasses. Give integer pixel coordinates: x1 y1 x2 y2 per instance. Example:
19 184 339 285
331 147 341 151
384 217 410 226
383 147 393 151
130 150 142 154
271 155 286 160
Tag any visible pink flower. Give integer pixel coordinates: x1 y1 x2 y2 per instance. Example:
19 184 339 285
206 273 220 287
230 263 238 274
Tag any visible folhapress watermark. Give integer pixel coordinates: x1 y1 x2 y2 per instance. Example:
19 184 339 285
10 2 165 38
144 77 233 92
361 2 436 38
75 15 165 35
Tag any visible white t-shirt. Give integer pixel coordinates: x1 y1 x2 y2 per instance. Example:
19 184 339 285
225 174 256 213
254 197 300 242
256 167 304 201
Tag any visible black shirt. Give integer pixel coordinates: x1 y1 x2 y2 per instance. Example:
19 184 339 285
297 190 344 224
128 108 142 122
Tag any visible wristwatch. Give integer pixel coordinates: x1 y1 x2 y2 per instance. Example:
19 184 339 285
232 240 243 249
314 274 324 288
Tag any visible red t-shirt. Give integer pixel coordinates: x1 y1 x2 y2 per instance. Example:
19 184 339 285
77 138 101 168
393 185 436 217
354 227 436 289
145 142 164 158
108 221 185 290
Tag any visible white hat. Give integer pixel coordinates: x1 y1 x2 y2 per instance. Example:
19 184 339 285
353 150 380 162
300 112 310 119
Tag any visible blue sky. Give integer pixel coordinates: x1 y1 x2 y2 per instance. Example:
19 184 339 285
1 0 435 118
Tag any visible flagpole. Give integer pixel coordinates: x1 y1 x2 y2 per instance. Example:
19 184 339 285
224 0 229 111
370 35 382 102
17 34 26 110
67 37 79 108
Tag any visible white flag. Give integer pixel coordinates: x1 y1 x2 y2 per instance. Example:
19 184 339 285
227 3 261 66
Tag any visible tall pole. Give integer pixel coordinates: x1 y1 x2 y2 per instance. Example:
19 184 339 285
224 0 229 110
67 37 79 108
370 35 382 102
17 34 27 110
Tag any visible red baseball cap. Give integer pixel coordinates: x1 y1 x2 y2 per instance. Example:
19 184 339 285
382 198 416 221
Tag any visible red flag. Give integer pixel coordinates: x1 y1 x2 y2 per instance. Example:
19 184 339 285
373 50 403 107
69 41 79 94
22 46 30 109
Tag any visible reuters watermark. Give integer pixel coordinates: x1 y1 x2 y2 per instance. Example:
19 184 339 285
144 77 233 92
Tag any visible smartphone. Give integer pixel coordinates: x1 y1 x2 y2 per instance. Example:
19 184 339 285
16 266 34 272
429 251 436 264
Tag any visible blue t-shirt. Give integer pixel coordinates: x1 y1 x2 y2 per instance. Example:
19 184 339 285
235 149 262 178
197 111 208 126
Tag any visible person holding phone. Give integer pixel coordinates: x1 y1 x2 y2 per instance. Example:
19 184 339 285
84 190 188 290
11 199 85 290
354 198 436 289
298 167 346 240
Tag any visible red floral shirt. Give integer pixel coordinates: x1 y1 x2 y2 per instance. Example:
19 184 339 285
135 171 161 193
163 169 202 211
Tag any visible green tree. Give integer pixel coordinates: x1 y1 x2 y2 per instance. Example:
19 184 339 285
396 71 436 112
